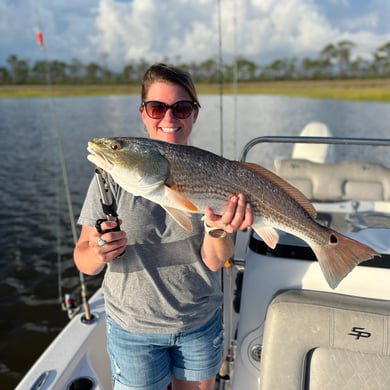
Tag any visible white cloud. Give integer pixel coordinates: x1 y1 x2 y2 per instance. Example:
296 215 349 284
0 0 389 68
341 13 379 30
89 0 334 66
90 0 222 67
231 0 334 58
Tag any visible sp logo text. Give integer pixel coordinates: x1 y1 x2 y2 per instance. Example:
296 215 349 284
348 327 371 340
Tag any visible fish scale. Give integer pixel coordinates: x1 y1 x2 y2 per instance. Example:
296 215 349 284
164 145 316 235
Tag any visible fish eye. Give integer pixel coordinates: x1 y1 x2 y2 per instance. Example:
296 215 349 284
111 142 121 151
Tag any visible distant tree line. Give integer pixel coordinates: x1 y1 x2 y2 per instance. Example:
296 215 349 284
1 40 390 85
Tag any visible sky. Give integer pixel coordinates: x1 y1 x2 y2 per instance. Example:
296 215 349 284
1 0 390 70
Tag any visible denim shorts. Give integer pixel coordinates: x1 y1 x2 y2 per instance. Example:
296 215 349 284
106 309 223 390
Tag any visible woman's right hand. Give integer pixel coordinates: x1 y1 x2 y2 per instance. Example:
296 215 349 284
90 220 127 264
74 221 127 275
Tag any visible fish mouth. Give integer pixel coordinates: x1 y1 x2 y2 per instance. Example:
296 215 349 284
87 144 113 171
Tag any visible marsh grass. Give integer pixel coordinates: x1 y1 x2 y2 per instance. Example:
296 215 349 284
1 79 390 102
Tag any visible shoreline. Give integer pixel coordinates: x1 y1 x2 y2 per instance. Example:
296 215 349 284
1 79 390 102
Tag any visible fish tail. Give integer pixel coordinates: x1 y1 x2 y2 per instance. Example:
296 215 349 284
311 231 380 289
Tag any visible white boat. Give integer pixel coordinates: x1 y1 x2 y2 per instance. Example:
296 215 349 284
17 123 390 390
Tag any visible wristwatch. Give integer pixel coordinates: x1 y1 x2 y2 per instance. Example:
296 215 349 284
202 219 227 238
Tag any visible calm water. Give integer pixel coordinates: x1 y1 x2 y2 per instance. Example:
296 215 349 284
0 94 389 388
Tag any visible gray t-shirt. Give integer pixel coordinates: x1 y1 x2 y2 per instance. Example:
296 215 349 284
78 175 223 333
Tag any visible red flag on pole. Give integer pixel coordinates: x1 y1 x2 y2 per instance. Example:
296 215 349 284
36 31 44 47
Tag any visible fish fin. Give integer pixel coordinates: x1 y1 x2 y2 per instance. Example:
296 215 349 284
311 230 380 289
240 161 317 218
164 185 198 212
252 225 279 249
163 206 193 232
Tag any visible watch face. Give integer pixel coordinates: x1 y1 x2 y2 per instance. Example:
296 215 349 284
209 228 227 238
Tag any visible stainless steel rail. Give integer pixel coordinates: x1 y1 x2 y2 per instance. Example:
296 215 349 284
240 136 390 162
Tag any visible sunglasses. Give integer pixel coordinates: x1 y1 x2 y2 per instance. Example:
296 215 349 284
141 100 197 119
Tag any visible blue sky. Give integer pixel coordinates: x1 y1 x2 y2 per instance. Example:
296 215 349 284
1 0 389 70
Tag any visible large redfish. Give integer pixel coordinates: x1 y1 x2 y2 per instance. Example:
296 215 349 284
87 137 379 289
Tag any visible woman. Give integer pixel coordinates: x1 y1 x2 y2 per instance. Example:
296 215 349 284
74 63 253 390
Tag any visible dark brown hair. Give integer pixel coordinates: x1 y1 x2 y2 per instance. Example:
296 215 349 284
141 63 200 107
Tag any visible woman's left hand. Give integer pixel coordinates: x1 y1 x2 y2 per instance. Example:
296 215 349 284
203 193 253 234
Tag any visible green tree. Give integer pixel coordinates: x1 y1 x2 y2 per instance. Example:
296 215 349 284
69 58 84 82
50 60 68 83
0 66 11 83
319 43 337 77
335 40 356 77
31 60 48 83
7 54 30 84
122 63 136 83
197 58 220 83
300 57 320 79
262 58 295 80
3 38 390 85
134 58 150 82
234 57 257 81
374 41 390 76
85 62 102 83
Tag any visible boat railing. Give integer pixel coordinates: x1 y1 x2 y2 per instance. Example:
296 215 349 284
239 135 390 230
239 135 390 162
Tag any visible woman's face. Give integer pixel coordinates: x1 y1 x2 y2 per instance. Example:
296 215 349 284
140 81 198 145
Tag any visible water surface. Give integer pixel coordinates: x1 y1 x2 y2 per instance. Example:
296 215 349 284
0 94 388 388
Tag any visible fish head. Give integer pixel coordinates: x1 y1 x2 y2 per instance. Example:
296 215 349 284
87 137 170 195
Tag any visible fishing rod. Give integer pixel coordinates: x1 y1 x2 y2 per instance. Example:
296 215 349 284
217 0 224 157
31 4 93 323
216 2 239 388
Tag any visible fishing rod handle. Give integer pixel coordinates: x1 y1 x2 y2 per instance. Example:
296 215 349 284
95 217 121 234
95 217 125 257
